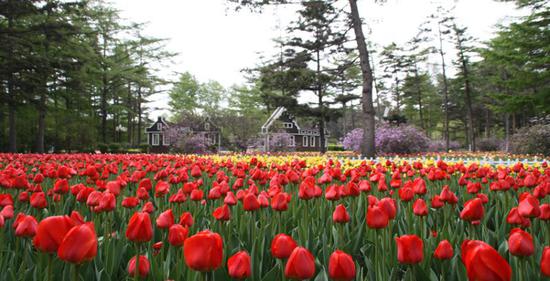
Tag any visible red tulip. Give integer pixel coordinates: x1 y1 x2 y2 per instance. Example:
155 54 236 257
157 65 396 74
154 180 170 197
433 240 453 260
413 198 428 216
30 192 47 209
179 212 194 227
395 235 423 264
122 197 139 209
184 230 223 272
141 201 154 213
1 205 14 219
127 255 150 278
506 207 530 228
333 204 350 224
540 204 550 220
58 223 97 264
138 178 152 191
378 197 397 219
168 224 188 247
137 187 149 201
53 179 69 194
298 176 317 200
0 194 14 207
14 214 38 237
190 189 204 201
126 212 152 242
518 194 540 218
366 205 389 229
398 186 414 202
97 192 116 212
440 186 458 204
461 240 511 281
508 228 534 257
460 198 484 224
271 192 289 211
541 246 550 277
328 250 355 281
33 215 76 252
271 233 298 259
224 191 237 206
156 209 174 229
227 251 251 279
213 204 231 221
284 247 316 280
431 195 444 208
243 193 260 211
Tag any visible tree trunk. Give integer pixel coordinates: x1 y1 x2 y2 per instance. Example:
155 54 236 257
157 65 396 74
456 35 475 151
127 82 133 145
101 32 108 144
341 101 347 135
7 11 16 153
137 85 142 145
8 100 16 153
505 113 510 152
394 77 400 114
414 64 425 129
349 0 375 158
438 21 450 152
36 91 46 153
316 49 326 154
485 108 490 138
101 75 108 144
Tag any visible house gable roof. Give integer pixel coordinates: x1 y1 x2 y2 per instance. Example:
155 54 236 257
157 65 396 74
146 117 169 132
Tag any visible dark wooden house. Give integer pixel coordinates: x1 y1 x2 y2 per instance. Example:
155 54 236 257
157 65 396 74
146 117 171 153
261 107 328 152
146 116 221 153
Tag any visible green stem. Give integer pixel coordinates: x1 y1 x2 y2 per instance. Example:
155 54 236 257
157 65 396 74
72 264 79 281
134 243 140 281
277 259 286 281
48 254 53 281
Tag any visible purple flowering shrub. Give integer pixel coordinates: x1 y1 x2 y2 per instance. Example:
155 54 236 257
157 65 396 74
171 134 211 154
342 124 433 154
248 131 295 152
341 128 363 152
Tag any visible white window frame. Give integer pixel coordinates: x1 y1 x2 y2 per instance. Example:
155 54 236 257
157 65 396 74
310 136 315 147
152 134 160 146
283 123 293 129
163 134 169 146
290 135 295 147
303 136 308 147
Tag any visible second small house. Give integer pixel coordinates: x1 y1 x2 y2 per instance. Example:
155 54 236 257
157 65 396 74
261 107 329 152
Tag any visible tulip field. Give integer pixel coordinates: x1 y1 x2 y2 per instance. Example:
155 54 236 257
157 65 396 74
0 153 549 281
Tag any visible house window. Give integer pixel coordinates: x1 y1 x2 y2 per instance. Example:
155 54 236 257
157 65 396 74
163 134 169 146
283 123 293 129
310 136 315 147
290 135 295 146
205 122 210 131
303 136 308 147
152 134 160 146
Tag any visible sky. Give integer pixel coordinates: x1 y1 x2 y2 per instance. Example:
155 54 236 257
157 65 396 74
111 0 525 118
